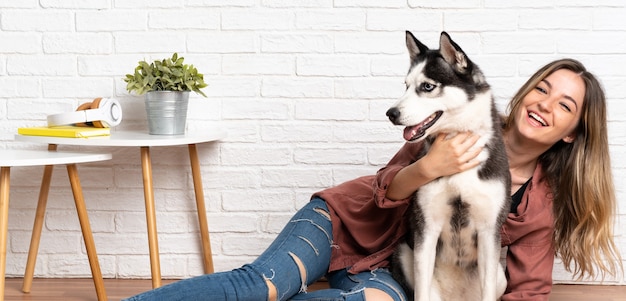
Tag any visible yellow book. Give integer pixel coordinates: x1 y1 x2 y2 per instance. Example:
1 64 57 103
17 126 110 138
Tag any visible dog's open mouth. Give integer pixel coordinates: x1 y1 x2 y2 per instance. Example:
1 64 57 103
403 111 443 141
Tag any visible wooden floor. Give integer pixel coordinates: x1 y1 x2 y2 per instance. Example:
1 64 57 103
3 278 626 300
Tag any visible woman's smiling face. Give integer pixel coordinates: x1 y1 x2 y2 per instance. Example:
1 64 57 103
515 69 585 146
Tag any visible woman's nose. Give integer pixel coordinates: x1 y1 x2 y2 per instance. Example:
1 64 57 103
537 97 555 112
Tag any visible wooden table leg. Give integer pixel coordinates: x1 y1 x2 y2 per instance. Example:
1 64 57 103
22 144 57 293
0 167 11 301
66 164 107 301
140 146 161 288
188 144 214 274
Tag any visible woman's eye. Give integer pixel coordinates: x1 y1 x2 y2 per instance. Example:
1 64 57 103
560 103 572 112
535 86 547 94
421 83 435 92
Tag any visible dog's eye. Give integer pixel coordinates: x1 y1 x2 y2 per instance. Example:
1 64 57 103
420 83 436 92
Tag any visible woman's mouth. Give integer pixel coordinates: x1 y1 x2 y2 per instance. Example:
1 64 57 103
528 111 547 127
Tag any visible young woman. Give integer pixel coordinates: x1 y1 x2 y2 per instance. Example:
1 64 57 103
124 58 621 301
502 58 621 298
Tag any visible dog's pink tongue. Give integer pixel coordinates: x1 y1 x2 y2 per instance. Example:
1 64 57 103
403 126 419 141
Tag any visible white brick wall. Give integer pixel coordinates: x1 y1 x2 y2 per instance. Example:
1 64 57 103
1 2 625 286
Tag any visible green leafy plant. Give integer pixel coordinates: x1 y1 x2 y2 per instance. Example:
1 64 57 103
124 53 207 97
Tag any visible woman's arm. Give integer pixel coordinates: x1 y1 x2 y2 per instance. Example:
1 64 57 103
385 132 483 201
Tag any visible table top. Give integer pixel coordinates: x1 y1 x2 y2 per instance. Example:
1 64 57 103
14 129 227 147
0 150 112 167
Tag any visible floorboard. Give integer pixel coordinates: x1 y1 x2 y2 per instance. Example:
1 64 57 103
3 278 626 300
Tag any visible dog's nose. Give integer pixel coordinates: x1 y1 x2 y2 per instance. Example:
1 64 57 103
386 107 401 124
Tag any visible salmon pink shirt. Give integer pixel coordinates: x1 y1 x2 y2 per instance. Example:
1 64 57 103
313 142 554 300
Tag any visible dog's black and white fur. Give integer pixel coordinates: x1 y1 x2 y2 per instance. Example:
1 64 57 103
387 31 511 301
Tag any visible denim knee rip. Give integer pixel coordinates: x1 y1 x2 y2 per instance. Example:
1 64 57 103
264 206 334 301
289 206 333 245
341 269 407 301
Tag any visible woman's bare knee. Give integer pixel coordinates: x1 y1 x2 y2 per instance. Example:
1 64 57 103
265 279 278 301
364 287 394 301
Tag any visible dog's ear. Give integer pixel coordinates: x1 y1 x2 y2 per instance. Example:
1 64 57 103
405 31 429 62
439 32 469 74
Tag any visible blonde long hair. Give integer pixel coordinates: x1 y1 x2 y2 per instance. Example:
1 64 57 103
504 58 622 280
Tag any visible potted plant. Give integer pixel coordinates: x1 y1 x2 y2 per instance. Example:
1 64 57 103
124 53 208 135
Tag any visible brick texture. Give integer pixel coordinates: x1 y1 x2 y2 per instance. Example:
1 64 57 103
1 3 625 286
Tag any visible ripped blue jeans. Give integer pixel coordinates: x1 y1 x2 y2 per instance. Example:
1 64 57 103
123 197 407 301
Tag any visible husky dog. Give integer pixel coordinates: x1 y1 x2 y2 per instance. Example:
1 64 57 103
387 31 511 301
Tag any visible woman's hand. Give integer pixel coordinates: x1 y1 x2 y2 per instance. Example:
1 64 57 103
421 132 483 179
386 132 482 201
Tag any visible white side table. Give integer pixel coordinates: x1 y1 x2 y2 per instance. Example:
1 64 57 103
16 129 226 288
0 149 112 301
